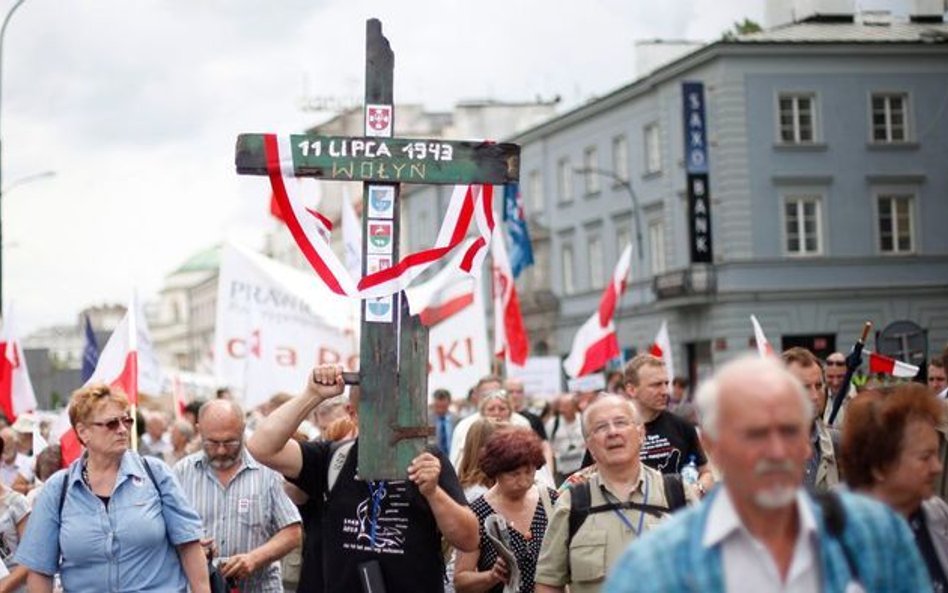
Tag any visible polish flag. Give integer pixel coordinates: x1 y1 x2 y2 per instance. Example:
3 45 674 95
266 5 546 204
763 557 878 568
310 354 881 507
563 244 632 378
750 315 775 357
867 351 919 378
85 295 140 405
649 320 675 381
0 305 37 423
407 239 478 328
491 230 529 367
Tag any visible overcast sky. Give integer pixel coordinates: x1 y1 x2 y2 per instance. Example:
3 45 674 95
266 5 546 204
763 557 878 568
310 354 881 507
3 0 780 335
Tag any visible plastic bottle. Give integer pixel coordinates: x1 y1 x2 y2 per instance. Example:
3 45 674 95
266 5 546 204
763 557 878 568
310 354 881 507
681 454 699 486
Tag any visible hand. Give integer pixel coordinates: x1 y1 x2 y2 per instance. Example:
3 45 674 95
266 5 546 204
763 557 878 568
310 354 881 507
219 552 258 581
306 364 345 404
489 556 510 585
407 452 442 497
200 536 217 560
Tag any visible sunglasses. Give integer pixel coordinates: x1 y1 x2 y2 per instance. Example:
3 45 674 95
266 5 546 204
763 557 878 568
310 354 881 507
825 360 846 367
89 415 134 431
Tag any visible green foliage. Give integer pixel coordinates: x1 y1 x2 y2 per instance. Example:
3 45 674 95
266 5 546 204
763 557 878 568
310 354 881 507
722 18 763 41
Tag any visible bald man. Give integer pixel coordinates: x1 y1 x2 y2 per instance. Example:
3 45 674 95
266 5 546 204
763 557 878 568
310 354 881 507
605 355 932 593
175 400 302 592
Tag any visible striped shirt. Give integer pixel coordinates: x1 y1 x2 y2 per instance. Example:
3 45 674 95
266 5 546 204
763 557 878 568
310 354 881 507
174 448 301 593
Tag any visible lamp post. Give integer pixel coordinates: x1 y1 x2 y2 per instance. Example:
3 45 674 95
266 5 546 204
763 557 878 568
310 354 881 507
0 0 30 312
574 166 644 259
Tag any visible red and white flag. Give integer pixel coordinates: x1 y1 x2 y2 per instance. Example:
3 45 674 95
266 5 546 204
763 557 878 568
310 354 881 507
563 244 632 378
649 320 675 381
85 294 140 405
867 351 919 378
750 315 775 358
491 231 528 367
0 305 37 423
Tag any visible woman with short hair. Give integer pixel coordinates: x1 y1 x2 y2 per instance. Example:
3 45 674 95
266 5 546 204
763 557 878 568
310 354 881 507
455 427 557 593
841 382 948 591
14 384 210 593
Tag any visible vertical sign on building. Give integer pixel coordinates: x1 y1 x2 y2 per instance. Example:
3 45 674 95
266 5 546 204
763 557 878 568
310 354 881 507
682 81 713 264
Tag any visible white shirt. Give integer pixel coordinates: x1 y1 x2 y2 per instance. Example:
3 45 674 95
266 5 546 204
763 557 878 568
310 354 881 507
545 415 585 475
449 411 530 469
703 488 820 593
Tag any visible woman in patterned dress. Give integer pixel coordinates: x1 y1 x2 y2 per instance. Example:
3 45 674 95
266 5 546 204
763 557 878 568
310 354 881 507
454 427 557 593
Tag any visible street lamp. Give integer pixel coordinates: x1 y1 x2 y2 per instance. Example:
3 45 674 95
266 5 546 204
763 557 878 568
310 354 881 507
574 167 644 259
0 0 30 312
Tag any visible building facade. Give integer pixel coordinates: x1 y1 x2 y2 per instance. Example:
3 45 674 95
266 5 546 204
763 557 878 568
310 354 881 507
406 8 948 387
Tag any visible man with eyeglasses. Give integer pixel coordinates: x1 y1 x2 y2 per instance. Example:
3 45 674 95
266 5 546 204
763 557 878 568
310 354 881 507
174 400 302 592
535 394 687 593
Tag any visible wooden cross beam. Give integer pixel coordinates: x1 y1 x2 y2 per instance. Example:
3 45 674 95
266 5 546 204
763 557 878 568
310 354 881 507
235 19 519 479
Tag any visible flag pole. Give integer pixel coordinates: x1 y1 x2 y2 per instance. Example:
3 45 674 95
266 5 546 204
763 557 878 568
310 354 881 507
828 321 872 425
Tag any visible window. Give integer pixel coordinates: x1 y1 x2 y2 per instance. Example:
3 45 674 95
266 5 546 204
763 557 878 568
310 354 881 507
588 235 604 288
562 244 575 295
528 170 543 214
644 123 661 174
613 135 629 182
871 93 909 143
616 220 631 259
583 146 600 194
877 194 914 253
778 94 816 144
649 220 666 274
531 241 549 290
557 158 573 203
783 195 822 255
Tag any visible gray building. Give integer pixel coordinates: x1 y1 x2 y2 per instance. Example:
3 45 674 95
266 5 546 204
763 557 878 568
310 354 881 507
405 6 948 386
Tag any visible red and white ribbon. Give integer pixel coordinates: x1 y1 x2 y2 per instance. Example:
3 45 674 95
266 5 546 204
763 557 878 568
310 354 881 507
263 134 494 299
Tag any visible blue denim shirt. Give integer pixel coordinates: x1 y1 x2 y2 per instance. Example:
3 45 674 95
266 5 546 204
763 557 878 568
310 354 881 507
604 487 932 593
14 450 203 593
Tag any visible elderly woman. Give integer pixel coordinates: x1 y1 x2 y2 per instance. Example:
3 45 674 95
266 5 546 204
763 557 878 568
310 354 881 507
455 427 557 593
841 383 948 591
13 384 209 593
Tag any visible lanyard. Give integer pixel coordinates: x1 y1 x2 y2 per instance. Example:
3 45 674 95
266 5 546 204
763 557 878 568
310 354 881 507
601 476 650 536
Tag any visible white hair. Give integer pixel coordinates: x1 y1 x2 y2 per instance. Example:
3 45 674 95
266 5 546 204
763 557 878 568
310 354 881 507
695 354 812 439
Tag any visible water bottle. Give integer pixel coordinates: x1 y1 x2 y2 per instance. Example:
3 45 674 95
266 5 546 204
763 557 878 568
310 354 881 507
681 455 699 486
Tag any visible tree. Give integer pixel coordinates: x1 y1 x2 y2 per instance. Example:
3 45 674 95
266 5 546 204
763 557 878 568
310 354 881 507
721 18 763 41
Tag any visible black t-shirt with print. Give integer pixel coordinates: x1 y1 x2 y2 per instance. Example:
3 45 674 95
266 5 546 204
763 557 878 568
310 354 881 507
294 439 467 593
640 411 707 474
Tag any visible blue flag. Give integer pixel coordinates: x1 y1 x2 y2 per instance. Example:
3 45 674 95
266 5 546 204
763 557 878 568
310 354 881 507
81 314 99 383
503 183 534 279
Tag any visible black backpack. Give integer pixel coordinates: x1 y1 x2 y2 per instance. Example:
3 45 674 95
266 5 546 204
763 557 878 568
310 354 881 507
566 473 686 547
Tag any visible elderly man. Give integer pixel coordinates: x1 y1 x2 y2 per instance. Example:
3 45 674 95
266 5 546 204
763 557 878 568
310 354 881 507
175 400 302 592
448 375 531 467
604 355 932 593
625 354 714 495
535 394 687 593
247 364 478 593
783 347 839 491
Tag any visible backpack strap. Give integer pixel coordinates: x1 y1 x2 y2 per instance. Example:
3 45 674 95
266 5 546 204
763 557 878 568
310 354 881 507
537 485 553 521
566 481 591 548
138 453 162 495
662 473 686 511
586 501 670 518
58 470 69 519
814 490 860 584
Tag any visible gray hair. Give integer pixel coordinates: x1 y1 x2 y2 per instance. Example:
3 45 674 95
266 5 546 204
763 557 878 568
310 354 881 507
695 354 812 439
581 394 641 439
172 420 195 440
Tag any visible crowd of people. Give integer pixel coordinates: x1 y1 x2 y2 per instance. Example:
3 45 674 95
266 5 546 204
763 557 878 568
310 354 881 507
0 343 942 592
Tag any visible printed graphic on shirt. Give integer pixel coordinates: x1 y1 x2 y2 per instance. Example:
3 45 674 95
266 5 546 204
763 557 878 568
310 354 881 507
639 433 682 473
341 481 409 555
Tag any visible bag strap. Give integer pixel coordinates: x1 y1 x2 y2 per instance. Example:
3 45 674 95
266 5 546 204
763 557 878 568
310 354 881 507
566 481 591 548
814 490 860 584
138 453 162 497
327 439 356 495
537 485 553 521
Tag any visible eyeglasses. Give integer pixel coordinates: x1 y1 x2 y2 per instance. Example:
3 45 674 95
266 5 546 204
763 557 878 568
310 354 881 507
89 415 134 431
825 360 846 367
590 417 635 437
202 438 242 450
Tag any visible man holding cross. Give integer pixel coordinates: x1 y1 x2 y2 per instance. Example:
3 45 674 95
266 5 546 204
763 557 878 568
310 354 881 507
247 364 478 593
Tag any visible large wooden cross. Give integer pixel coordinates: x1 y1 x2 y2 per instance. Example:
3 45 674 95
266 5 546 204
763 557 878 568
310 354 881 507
234 19 519 479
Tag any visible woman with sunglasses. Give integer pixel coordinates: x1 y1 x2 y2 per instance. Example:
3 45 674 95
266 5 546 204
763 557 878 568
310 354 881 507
13 384 210 593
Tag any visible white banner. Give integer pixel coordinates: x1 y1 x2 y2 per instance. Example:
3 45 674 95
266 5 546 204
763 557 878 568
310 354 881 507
214 244 359 409
507 357 563 401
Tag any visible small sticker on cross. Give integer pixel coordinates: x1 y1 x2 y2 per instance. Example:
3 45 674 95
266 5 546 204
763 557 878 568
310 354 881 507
365 104 393 137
